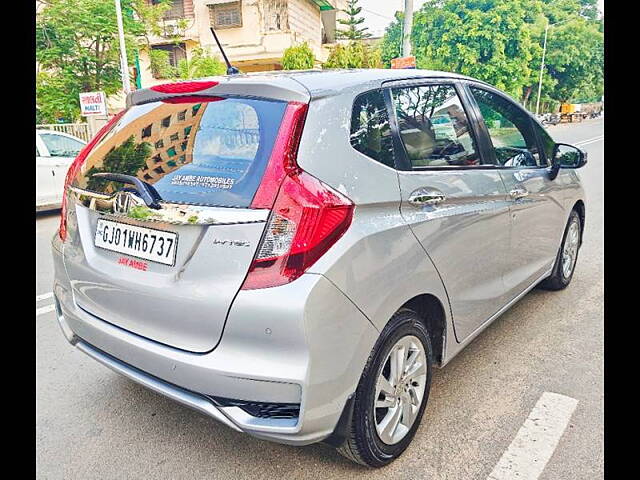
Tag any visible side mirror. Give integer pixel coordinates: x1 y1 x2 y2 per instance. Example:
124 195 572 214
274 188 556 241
553 143 588 169
549 143 587 180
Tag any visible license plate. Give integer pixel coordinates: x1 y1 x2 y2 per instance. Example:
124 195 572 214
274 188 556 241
94 219 178 266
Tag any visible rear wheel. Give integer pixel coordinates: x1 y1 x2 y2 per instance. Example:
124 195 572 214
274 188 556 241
540 210 582 290
337 309 433 467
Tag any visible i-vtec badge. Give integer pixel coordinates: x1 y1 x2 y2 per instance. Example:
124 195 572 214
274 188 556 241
212 239 251 248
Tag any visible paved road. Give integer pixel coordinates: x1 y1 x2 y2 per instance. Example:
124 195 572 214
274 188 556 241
36 118 603 479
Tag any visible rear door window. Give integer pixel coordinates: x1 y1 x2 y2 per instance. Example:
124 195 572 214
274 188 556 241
350 90 395 168
390 84 481 168
71 97 288 208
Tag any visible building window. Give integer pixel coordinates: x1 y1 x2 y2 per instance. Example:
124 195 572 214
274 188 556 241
152 154 162 163
262 0 288 31
184 126 192 137
170 132 180 142
154 166 165 174
178 110 187 121
153 0 184 20
166 147 177 157
162 116 171 128
142 125 152 138
209 2 242 29
151 43 187 77
155 139 164 148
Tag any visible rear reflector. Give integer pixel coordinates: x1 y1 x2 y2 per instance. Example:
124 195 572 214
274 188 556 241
242 102 354 290
149 81 219 94
59 111 125 241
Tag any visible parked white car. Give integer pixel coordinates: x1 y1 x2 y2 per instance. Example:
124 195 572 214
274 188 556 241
36 129 86 211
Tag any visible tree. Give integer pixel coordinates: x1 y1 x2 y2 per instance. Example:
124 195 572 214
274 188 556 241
36 0 170 123
407 0 603 108
281 42 316 70
522 0 603 109
336 0 371 40
86 135 151 192
379 12 403 68
542 17 603 103
323 41 382 69
412 0 542 99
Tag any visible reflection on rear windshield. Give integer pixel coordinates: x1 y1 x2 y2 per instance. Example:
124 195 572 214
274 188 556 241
72 97 287 208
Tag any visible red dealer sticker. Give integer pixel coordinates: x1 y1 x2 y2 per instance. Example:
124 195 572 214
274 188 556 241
118 256 148 271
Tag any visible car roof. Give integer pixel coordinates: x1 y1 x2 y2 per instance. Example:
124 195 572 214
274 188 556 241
129 69 486 106
238 68 479 95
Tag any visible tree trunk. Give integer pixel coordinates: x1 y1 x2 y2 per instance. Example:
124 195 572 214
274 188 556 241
522 86 532 107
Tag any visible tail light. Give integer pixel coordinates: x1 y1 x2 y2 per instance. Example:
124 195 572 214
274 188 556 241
59 111 125 241
241 102 354 290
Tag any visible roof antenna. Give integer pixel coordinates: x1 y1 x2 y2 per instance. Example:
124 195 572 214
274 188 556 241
210 27 240 75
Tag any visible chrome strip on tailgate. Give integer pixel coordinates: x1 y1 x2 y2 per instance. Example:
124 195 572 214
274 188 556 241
68 187 269 226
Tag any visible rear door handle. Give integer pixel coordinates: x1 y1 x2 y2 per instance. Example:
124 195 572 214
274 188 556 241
408 187 446 206
509 188 529 200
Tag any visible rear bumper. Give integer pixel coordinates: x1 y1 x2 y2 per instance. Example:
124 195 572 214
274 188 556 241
52 242 378 446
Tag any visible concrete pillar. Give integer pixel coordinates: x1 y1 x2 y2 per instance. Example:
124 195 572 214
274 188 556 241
86 115 109 138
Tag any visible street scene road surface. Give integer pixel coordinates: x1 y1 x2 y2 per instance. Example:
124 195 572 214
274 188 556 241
36 118 604 479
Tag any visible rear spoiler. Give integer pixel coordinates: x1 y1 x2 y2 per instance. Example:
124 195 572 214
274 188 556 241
126 77 310 107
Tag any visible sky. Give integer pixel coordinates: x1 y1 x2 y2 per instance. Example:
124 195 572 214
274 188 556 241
358 0 604 38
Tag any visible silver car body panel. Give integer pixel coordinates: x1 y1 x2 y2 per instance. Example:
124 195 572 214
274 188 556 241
53 69 585 446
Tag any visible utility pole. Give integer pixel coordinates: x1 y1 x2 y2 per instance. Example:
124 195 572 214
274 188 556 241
534 22 549 116
535 19 568 115
402 0 413 57
115 0 131 94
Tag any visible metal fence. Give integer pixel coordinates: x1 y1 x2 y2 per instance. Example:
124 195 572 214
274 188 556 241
36 123 92 142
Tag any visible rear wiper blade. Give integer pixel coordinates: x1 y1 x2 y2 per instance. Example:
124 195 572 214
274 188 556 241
91 172 163 209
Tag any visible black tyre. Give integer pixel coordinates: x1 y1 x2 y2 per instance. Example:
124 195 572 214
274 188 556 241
539 210 582 291
337 309 433 467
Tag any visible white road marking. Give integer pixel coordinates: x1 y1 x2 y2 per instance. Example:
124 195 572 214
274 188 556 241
576 138 604 147
36 292 53 302
487 392 579 480
36 304 56 317
574 135 604 146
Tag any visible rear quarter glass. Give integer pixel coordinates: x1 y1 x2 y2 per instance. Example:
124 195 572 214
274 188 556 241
70 97 288 208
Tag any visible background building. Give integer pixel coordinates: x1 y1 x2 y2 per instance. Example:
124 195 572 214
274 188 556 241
138 0 346 89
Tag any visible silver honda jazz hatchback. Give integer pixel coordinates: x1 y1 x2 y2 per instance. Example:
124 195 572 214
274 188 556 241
52 69 586 467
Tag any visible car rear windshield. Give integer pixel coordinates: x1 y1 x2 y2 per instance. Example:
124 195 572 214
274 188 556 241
71 97 287 207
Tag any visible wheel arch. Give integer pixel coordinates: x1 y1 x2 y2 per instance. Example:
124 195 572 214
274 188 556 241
399 294 447 366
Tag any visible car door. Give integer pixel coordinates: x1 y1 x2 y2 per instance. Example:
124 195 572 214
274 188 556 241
464 83 566 300
385 80 512 342
36 133 57 207
38 132 85 201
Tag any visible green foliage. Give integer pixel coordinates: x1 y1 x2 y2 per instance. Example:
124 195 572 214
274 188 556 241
412 0 541 98
282 42 316 70
150 45 226 80
540 17 603 103
387 0 605 109
336 0 371 40
149 49 176 80
324 41 382 69
36 71 82 123
380 12 403 68
86 136 151 191
177 47 226 79
36 0 171 123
